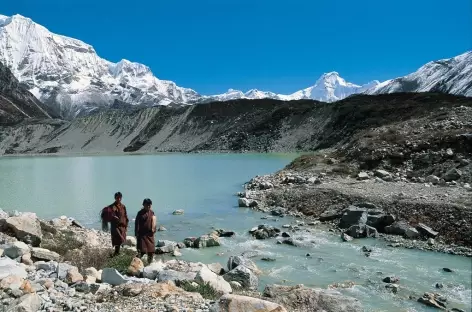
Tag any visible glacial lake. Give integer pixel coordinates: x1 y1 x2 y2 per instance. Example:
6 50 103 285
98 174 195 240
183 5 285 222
0 153 470 312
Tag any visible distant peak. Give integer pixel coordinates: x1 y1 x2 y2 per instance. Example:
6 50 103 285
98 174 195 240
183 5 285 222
321 71 340 77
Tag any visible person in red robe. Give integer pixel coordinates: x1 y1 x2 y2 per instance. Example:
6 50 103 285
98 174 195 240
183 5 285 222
107 192 129 256
135 198 156 263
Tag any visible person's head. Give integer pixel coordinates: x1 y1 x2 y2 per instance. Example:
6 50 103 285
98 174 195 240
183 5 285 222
114 192 122 203
142 198 152 210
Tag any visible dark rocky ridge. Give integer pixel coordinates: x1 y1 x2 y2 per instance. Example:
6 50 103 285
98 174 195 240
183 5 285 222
0 92 471 157
0 62 56 125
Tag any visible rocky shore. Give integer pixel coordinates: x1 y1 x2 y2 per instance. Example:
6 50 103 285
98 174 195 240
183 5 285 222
0 209 369 312
236 164 472 257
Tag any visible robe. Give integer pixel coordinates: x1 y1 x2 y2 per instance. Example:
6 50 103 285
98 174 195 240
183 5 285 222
135 208 156 253
109 202 129 246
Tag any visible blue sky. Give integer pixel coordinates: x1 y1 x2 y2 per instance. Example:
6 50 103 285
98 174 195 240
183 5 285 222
2 0 471 95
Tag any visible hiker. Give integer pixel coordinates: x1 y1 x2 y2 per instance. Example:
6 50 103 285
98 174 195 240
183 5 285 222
135 198 156 263
101 192 129 256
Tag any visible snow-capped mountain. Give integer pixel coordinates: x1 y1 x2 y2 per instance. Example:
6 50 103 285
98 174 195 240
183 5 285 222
200 73 379 103
286 72 379 102
0 14 200 118
365 51 472 96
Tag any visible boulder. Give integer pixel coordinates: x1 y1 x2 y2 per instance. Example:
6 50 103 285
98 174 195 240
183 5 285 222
65 267 83 284
259 181 274 190
3 241 30 259
382 276 399 283
21 253 33 266
416 223 438 238
194 234 220 248
374 170 392 180
57 263 76 281
263 284 363 312
345 225 378 239
357 172 369 180
183 237 197 248
223 266 258 290
156 240 178 253
4 216 42 246
0 275 24 290
366 213 395 232
210 294 287 312
443 168 462 182
31 247 60 262
238 198 258 208
157 269 197 283
227 256 261 275
0 257 27 280
172 209 185 215
426 175 440 185
307 177 322 184
196 266 232 294
341 233 353 242
9 293 42 312
158 225 167 231
122 283 144 297
339 207 367 229
418 293 447 309
385 221 419 238
127 257 144 277
101 268 128 286
208 263 225 275
142 261 165 280
35 261 57 273
251 225 281 240
319 210 342 222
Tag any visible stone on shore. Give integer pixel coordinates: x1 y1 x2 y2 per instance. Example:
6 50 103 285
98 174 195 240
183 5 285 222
210 294 287 312
4 216 42 246
101 268 128 286
223 265 258 290
416 223 438 238
3 241 30 259
250 225 281 240
426 175 440 185
194 234 220 248
319 210 342 222
263 284 363 312
125 236 137 247
339 207 368 229
156 240 178 253
374 169 392 180
208 263 225 275
31 247 60 262
172 209 185 215
385 221 419 238
238 198 258 208
342 233 353 242
84 267 101 282
157 269 197 283
227 256 261 275
127 257 144 277
65 267 83 284
443 168 462 182
142 261 165 280
418 293 447 309
196 266 232 294
0 257 27 279
9 293 42 312
345 224 378 238
357 172 369 180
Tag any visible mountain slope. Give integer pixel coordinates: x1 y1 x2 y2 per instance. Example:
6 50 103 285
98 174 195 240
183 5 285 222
0 61 54 124
366 51 472 96
0 14 200 119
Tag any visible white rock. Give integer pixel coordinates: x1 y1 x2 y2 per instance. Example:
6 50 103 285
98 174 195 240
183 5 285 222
0 257 27 280
10 293 42 312
4 241 30 259
142 261 165 280
4 216 42 246
357 172 369 180
31 247 60 262
125 236 137 247
195 266 232 294
101 268 128 286
210 294 287 312
425 175 440 185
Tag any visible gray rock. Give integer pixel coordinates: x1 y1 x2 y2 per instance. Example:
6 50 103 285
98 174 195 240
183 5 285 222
238 198 258 208
319 210 342 222
210 294 287 312
3 241 30 259
9 293 41 312
341 233 353 242
196 266 232 294
416 223 438 238
357 172 369 180
4 216 42 247
366 213 395 232
374 169 391 180
208 263 225 275
263 284 363 312
194 234 220 248
172 209 184 215
0 257 27 280
223 266 258 290
339 207 367 229
31 248 60 262
227 256 260 274
157 269 197 282
35 261 58 273
443 168 462 182
425 175 440 185
57 263 76 281
385 221 419 238
345 225 378 238
101 268 128 286
156 240 177 254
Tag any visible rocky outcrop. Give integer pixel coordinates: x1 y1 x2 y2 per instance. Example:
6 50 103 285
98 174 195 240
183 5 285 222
223 266 258 290
263 284 363 312
3 215 42 246
195 266 232 295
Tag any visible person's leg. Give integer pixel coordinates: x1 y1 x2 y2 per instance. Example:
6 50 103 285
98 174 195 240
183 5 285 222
114 245 120 256
147 252 153 263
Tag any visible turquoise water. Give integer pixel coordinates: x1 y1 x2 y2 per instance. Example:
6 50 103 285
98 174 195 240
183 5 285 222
0 154 470 312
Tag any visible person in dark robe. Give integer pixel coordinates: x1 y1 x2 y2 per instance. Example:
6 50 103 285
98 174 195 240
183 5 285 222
108 192 129 256
135 198 156 263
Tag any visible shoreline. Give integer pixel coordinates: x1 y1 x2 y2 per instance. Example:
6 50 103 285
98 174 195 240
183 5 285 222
237 168 472 257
